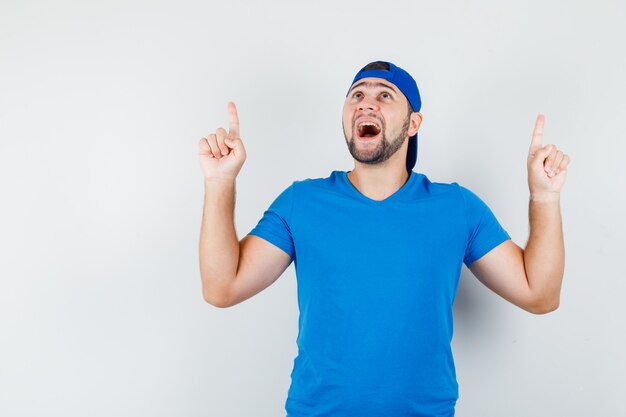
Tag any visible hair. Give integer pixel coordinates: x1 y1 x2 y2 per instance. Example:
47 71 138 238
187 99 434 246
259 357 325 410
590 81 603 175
361 61 390 72
359 61 414 114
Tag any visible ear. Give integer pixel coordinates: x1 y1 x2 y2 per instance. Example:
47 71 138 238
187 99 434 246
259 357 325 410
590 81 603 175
408 112 423 136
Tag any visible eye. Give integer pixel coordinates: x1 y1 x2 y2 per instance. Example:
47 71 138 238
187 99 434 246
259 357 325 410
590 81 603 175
352 91 363 98
380 92 391 99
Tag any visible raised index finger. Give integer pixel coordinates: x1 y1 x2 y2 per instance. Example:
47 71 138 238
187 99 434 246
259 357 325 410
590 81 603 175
529 114 544 153
227 101 240 138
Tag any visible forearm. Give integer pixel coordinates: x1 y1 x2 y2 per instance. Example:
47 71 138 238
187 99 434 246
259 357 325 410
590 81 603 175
523 192 564 311
199 178 240 304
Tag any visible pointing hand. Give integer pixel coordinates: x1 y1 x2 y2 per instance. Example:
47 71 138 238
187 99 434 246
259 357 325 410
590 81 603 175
527 114 570 200
198 102 247 180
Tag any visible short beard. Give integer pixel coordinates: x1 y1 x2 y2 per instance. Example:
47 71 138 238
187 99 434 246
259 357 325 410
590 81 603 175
344 111 411 166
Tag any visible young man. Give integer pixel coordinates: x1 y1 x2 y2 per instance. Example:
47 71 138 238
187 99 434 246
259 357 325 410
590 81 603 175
198 61 570 417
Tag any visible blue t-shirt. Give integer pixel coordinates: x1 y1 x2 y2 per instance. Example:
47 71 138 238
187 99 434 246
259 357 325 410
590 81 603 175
248 170 510 417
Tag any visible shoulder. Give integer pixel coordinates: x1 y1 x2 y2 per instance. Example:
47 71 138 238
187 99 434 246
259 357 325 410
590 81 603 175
421 173 484 199
290 170 344 193
413 172 465 199
411 173 494 217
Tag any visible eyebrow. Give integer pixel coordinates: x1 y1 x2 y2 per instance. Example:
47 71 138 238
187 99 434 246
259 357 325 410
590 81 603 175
349 81 398 94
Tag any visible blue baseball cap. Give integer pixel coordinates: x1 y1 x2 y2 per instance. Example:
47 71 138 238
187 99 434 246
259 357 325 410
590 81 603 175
346 61 422 173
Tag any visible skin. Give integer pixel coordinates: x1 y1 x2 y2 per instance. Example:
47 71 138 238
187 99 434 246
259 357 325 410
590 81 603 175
468 114 570 314
199 82 571 313
343 81 411 166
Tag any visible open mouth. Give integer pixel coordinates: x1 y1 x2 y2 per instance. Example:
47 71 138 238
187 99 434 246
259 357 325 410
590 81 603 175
356 121 382 140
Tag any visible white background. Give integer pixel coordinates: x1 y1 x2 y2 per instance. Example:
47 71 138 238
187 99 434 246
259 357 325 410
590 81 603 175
1 0 625 416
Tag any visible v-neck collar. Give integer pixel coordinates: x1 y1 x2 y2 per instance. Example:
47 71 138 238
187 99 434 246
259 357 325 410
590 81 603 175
337 170 417 204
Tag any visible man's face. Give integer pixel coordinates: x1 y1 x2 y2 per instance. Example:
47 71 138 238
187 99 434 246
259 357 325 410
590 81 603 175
342 77 418 166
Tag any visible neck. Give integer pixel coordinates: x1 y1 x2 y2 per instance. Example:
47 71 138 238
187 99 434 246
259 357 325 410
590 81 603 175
347 164 410 201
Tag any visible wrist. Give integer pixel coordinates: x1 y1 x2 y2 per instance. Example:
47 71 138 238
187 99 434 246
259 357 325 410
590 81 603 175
204 177 236 192
530 191 560 203
204 176 236 185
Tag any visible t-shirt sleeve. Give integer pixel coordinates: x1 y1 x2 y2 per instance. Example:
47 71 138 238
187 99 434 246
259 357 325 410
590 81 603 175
458 184 511 267
247 182 296 261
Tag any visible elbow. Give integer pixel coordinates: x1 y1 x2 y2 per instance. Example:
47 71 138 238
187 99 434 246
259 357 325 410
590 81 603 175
202 286 232 309
205 298 230 309
526 296 560 315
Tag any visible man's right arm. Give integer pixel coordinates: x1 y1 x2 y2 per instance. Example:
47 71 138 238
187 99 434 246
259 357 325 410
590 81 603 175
198 179 292 308
199 178 239 307
198 102 292 308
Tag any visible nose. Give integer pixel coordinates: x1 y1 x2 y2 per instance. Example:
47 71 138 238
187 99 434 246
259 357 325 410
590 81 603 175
357 95 379 111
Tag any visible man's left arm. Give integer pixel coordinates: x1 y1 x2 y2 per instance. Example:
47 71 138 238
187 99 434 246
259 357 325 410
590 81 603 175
468 114 571 314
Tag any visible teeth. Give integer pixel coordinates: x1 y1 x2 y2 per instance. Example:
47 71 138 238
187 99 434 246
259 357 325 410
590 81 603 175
358 121 380 129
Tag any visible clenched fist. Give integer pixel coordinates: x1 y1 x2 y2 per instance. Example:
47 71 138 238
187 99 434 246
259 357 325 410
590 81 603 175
198 101 247 180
